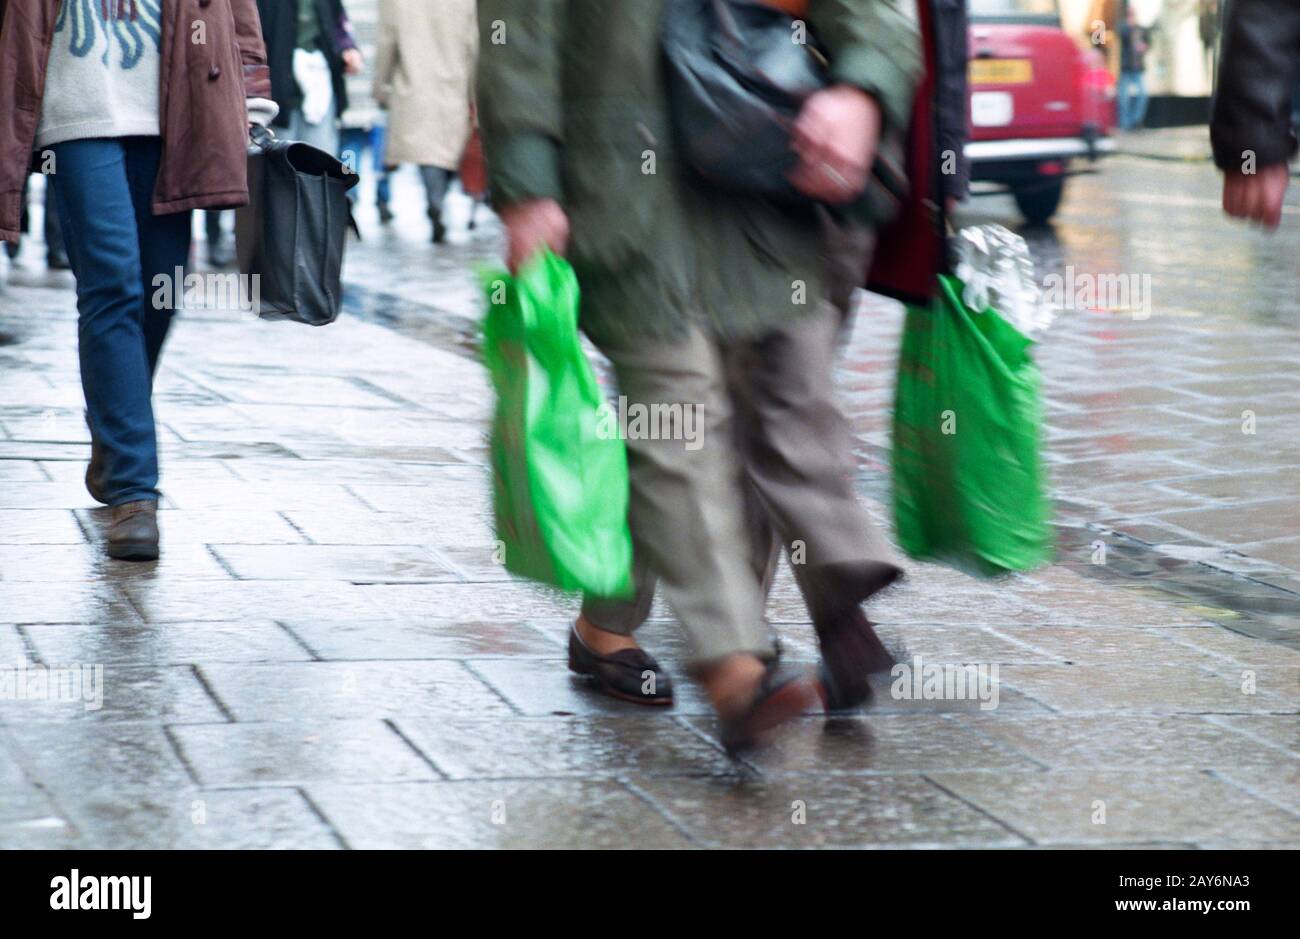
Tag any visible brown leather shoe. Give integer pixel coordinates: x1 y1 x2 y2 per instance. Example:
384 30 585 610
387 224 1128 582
107 501 159 561
718 663 820 755
85 412 108 505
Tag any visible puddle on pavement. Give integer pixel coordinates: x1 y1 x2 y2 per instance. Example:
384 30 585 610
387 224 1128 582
1056 523 1300 648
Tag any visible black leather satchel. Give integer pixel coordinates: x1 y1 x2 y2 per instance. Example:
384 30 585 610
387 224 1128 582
662 0 907 219
236 127 359 327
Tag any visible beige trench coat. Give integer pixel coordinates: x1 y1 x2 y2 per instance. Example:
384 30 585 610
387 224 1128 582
373 0 479 170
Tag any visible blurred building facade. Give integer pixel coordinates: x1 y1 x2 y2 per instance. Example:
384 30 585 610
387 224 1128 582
974 0 1216 126
1068 0 1217 125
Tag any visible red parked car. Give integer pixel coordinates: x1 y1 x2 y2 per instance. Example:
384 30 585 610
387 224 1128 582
966 0 1116 223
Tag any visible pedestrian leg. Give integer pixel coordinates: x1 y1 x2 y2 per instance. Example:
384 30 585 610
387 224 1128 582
419 166 452 243
123 138 191 382
52 138 159 508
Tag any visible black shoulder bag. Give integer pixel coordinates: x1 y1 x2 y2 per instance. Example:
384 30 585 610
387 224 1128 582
662 0 907 219
236 126 360 327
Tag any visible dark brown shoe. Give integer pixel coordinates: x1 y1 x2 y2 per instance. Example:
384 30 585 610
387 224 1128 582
85 412 108 505
816 607 897 712
107 501 159 562
718 663 820 755
567 626 674 706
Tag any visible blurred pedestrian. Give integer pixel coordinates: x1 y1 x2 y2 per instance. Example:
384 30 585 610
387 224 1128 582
374 0 479 244
8 173 68 270
256 0 361 155
478 0 921 750
0 0 277 560
1117 6 1151 131
335 0 395 223
204 210 235 268
1212 0 1298 229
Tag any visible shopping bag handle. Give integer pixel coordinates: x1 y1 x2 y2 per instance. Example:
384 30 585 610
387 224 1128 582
249 124 276 151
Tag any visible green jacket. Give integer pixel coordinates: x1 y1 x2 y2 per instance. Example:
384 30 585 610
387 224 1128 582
477 0 922 344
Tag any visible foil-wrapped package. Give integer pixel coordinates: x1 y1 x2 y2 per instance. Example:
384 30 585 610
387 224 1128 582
952 225 1052 338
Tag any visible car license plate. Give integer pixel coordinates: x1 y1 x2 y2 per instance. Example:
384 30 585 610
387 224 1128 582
970 58 1033 85
971 91 1014 127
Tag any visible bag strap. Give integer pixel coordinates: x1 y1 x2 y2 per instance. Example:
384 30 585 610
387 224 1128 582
249 124 275 152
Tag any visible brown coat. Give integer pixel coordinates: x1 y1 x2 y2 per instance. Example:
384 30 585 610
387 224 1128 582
0 0 272 244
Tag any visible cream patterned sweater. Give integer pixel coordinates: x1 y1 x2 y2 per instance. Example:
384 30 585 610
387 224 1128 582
36 0 164 149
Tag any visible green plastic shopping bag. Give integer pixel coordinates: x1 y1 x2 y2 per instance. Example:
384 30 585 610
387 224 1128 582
481 251 634 599
891 274 1053 575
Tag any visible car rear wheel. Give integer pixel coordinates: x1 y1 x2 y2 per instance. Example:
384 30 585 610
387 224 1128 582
1013 178 1065 224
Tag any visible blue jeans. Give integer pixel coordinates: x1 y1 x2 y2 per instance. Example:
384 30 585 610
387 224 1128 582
51 137 192 506
339 124 392 206
1118 70 1148 130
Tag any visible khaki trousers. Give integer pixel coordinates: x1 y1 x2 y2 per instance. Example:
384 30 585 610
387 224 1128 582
584 304 902 664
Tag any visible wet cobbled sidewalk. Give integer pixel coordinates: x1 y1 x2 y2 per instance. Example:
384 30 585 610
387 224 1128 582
1 164 1298 849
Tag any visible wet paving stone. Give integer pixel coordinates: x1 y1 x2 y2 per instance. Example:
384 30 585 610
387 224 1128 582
355 582 577 621
1212 765 1300 815
221 457 463 486
0 508 86 545
307 779 693 849
0 665 224 724
5 723 194 793
0 461 50 482
76 507 308 546
125 580 381 623
162 480 373 514
873 623 1065 665
869 580 1065 627
0 481 132 510
171 720 438 786
0 582 138 626
1238 538 1300 572
997 663 1295 714
198 661 513 721
395 716 735 779
211 544 461 584
22 620 311 667
1158 500 1300 548
929 769 1300 846
986 625 1238 669
56 786 342 849
634 774 1023 848
348 482 492 516
707 714 1041 775
282 617 560 660
968 714 1297 769
1204 714 1300 754
0 624 29 662
0 542 231 583
281 507 493 547
1013 585 1216 627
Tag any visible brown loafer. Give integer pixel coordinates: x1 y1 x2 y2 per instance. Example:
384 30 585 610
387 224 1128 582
567 626 674 706
718 664 820 755
107 500 159 561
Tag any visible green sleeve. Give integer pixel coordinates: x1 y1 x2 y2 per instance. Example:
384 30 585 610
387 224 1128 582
476 0 567 206
808 0 924 135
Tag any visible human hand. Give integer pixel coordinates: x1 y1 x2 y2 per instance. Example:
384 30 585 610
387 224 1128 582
342 48 364 76
788 85 882 204
1223 162 1290 229
500 198 570 273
